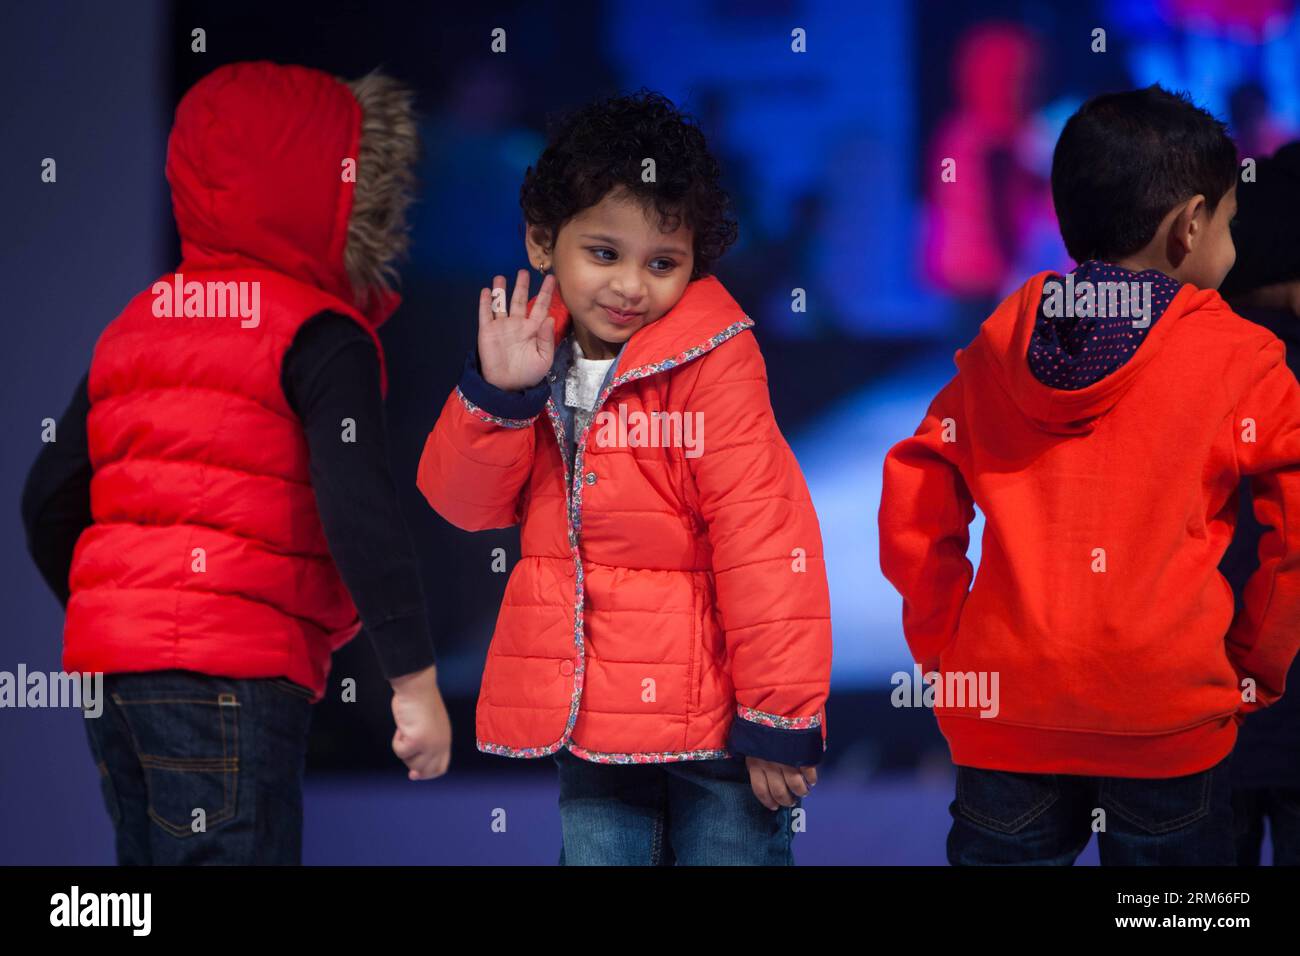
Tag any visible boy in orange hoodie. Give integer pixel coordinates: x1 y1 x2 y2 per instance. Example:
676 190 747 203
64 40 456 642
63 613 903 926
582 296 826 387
879 85 1300 865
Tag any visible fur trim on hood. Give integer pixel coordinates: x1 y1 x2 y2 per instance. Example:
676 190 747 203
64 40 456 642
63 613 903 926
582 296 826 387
343 70 418 313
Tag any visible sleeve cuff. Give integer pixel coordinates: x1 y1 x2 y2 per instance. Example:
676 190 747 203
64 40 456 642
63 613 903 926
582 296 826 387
456 348 550 424
727 705 825 766
365 613 436 680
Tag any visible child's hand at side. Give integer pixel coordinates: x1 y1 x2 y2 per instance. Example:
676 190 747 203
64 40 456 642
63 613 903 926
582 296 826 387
745 756 817 810
389 664 453 781
477 269 557 391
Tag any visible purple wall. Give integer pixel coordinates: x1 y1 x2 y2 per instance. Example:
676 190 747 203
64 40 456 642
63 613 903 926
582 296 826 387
1 0 167 863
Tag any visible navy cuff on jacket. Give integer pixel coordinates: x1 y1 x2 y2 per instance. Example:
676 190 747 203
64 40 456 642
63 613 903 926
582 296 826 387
457 348 550 421
366 613 436 681
727 715 825 767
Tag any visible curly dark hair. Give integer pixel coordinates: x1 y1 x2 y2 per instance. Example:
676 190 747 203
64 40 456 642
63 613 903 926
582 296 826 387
520 89 738 279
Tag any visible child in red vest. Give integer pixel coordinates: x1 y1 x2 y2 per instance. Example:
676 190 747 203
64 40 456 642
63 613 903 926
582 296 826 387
21 62 448 864
417 91 832 865
880 85 1300 865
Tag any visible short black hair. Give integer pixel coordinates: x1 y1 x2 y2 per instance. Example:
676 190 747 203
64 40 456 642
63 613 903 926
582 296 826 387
520 89 738 279
1051 85 1238 263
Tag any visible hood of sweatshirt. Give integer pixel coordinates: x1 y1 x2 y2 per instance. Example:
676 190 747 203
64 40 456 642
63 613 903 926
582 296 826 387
1026 260 1183 390
958 266 1207 436
165 61 399 328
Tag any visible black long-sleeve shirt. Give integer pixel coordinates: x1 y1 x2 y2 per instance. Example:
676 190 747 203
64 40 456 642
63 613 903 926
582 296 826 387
20 311 434 680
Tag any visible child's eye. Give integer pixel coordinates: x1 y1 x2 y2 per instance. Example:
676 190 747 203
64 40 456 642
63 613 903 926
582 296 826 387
588 248 676 273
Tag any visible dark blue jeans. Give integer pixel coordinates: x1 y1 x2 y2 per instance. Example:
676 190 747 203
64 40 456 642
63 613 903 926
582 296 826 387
83 669 314 865
1233 787 1300 865
947 756 1236 865
553 748 798 865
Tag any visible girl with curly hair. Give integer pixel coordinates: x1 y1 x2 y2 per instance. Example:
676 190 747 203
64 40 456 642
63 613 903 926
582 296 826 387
418 89 832 865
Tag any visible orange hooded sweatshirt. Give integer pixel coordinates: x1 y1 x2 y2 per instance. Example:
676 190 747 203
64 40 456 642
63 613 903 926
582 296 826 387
879 271 1300 778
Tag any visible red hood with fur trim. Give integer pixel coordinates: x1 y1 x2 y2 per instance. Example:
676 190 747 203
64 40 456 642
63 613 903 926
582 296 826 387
167 60 400 331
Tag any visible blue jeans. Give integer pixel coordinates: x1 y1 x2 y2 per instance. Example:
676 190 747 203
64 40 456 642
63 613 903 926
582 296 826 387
83 669 314 865
1233 787 1300 865
947 756 1236 865
553 748 798 865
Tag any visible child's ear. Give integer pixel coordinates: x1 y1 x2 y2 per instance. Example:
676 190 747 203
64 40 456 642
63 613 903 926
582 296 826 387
524 223 553 264
1169 194 1206 258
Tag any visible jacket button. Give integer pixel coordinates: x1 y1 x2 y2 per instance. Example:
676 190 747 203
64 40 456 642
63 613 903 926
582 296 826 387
584 472 597 485
559 660 574 676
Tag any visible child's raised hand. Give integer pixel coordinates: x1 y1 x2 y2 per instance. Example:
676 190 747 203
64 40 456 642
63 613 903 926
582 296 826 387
477 269 557 392
745 756 817 811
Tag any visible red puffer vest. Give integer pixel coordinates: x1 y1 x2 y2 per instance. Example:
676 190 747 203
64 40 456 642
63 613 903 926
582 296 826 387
62 62 397 700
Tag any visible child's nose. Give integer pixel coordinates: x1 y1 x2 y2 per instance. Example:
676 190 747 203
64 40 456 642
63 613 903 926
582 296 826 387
610 269 647 303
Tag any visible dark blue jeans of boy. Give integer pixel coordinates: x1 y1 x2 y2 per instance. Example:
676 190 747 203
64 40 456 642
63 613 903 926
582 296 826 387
947 755 1235 865
83 669 314 865
553 747 798 865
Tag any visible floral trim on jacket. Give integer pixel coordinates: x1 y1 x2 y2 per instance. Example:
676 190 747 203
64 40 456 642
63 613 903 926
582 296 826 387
736 704 822 731
564 743 732 764
456 386 539 429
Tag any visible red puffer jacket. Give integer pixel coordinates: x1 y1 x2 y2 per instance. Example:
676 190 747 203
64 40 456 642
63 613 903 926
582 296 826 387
417 276 832 764
63 62 396 700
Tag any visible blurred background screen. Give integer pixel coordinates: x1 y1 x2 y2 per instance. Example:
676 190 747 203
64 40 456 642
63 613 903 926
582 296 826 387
5 0 1297 863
